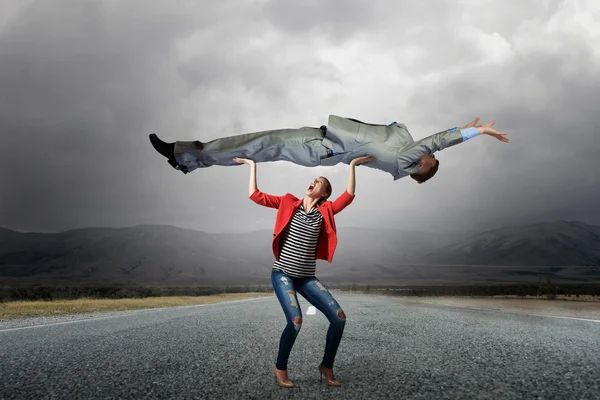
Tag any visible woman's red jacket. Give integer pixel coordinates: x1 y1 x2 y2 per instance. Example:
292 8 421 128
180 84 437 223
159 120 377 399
249 188 355 263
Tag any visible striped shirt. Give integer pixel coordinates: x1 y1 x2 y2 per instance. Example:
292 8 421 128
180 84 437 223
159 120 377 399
272 204 323 277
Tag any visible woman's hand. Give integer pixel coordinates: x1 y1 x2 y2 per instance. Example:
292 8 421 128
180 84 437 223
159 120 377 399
350 156 375 167
233 157 256 165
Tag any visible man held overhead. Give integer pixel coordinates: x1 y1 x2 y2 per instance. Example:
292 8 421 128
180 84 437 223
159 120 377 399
149 116 509 184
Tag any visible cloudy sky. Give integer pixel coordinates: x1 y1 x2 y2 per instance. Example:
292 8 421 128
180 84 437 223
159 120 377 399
1 0 599 236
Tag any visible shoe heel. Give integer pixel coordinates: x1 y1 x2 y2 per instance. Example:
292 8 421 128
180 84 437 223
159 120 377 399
273 365 294 388
318 364 341 387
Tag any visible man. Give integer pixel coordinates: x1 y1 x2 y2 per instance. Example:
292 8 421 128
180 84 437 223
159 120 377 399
149 116 509 184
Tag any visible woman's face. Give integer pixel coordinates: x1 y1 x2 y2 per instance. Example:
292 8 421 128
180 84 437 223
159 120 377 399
306 177 328 199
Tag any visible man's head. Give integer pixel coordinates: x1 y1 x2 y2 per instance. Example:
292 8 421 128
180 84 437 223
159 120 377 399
410 154 439 184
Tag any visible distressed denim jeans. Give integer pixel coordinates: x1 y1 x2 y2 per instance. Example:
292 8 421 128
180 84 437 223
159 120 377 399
271 269 346 370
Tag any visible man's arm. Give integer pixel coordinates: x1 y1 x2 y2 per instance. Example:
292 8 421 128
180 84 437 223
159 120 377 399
398 118 509 164
397 128 465 164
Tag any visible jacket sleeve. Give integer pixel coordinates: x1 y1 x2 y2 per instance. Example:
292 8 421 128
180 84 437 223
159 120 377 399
331 190 355 215
398 129 465 165
249 189 283 209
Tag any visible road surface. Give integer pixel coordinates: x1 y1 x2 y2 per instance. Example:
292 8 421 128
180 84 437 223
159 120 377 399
1 294 599 399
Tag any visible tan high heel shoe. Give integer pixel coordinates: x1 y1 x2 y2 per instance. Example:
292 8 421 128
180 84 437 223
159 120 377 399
318 363 341 387
273 365 294 388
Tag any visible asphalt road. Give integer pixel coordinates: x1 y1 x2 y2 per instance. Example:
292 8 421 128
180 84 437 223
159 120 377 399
1 294 599 400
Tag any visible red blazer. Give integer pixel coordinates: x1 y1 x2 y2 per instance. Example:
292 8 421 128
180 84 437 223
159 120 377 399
249 188 355 263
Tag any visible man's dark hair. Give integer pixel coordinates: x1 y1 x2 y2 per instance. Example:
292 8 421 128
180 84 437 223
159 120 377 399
318 176 332 205
410 159 440 184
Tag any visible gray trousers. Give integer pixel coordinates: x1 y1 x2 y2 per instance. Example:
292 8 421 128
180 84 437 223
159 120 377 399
174 126 339 173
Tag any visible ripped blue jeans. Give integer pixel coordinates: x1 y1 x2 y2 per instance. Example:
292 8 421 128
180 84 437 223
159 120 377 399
271 269 346 370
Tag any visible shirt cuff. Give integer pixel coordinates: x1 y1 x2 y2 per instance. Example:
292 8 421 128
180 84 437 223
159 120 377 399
460 127 480 141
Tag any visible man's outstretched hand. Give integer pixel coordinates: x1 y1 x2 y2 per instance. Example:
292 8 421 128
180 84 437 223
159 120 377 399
477 121 509 143
461 117 482 129
462 117 509 143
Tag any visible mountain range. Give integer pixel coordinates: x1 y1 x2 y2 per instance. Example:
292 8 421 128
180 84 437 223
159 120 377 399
1 221 599 286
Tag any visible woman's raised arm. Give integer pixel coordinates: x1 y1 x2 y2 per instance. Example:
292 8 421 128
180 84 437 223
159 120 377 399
233 157 283 209
347 156 374 196
233 157 257 197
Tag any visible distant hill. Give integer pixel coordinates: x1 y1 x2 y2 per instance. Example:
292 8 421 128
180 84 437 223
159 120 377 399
1 221 599 286
419 221 600 266
0 225 270 286
0 225 450 286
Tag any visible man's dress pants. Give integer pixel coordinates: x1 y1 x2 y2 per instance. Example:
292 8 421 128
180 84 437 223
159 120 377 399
173 126 344 174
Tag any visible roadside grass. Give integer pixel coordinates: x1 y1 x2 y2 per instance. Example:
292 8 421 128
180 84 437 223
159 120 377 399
0 292 273 320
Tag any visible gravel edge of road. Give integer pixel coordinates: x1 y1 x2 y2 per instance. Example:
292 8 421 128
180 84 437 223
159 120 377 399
378 296 600 321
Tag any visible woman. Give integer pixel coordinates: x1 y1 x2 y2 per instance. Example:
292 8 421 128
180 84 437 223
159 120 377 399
233 155 374 388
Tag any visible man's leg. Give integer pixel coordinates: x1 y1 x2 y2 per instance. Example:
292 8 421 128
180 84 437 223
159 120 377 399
173 126 329 173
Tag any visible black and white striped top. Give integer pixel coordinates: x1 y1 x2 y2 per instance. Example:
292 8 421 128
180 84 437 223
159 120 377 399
272 204 323 277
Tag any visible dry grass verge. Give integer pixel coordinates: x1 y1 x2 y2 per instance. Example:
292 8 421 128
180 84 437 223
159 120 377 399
0 292 272 320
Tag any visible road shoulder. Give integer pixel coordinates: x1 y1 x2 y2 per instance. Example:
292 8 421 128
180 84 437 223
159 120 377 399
390 296 600 320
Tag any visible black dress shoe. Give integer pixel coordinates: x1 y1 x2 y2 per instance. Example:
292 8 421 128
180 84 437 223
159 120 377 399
149 133 188 174
149 133 175 159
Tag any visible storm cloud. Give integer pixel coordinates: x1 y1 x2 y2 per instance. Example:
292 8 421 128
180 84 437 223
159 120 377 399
1 0 599 235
